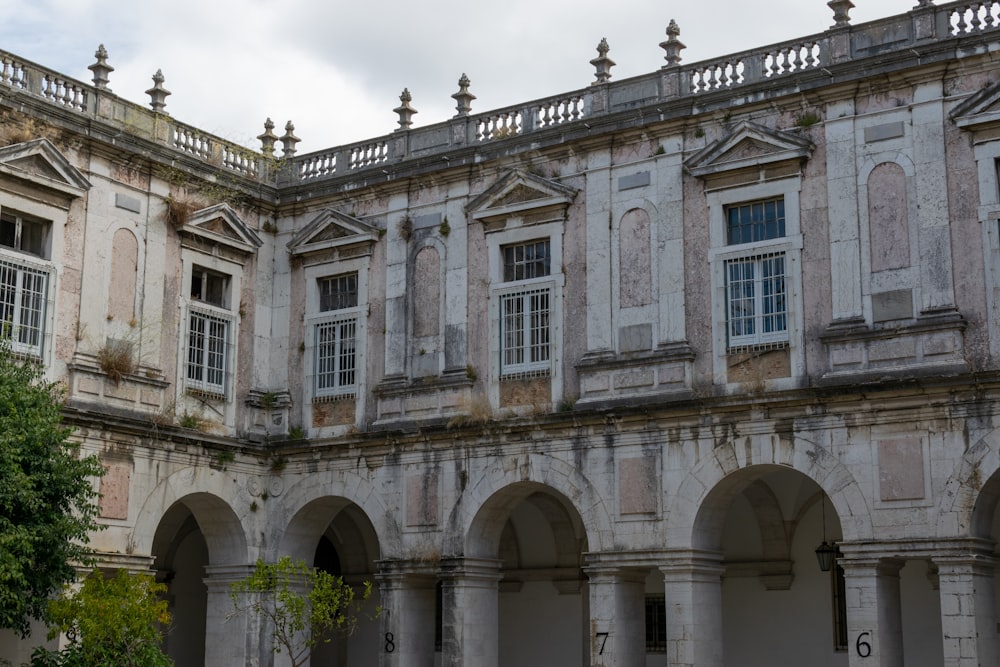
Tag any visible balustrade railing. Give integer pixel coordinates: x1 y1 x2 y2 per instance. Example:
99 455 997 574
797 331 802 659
5 1 1000 188
949 1 1000 34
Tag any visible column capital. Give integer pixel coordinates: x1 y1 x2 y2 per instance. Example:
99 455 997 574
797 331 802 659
439 556 503 583
375 558 439 587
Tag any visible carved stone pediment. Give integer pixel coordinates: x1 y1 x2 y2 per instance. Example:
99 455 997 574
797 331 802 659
0 138 91 204
685 121 813 178
950 80 1000 131
182 203 262 255
466 168 577 223
287 209 379 257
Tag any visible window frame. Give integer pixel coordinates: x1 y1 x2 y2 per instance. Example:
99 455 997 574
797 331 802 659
0 206 54 360
707 180 804 387
306 265 366 402
486 220 565 405
179 256 241 403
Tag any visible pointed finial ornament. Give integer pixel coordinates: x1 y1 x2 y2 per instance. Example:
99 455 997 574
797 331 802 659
452 74 476 117
257 118 278 156
590 38 616 84
279 121 300 157
88 44 114 90
394 88 418 130
828 0 855 27
145 69 170 113
659 20 686 68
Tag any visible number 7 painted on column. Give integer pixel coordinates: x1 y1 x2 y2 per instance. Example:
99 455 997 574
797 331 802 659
595 632 609 655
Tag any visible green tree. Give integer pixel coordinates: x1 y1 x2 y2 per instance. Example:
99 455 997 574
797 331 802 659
31 568 172 667
230 556 375 667
0 344 102 636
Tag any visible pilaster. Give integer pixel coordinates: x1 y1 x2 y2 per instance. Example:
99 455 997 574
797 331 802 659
376 560 439 667
660 550 725 667
439 557 502 667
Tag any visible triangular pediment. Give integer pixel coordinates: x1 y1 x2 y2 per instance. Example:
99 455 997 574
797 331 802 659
685 121 813 178
182 203 262 255
287 209 379 256
466 169 577 221
0 138 91 199
951 80 1000 130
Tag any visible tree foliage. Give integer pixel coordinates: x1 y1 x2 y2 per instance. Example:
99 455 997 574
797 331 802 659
0 345 102 636
230 556 374 667
31 568 172 667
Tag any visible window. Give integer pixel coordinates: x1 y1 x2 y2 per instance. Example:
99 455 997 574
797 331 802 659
185 266 232 397
314 272 359 397
499 240 552 376
723 199 788 349
645 595 667 653
0 209 51 357
1 209 49 258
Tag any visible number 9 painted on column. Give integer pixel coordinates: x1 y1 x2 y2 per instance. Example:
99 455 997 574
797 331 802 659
855 631 872 658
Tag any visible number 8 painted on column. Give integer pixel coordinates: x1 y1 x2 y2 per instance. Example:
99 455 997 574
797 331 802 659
855 631 872 658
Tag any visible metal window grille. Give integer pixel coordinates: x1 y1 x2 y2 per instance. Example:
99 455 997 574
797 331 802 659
502 239 551 282
500 286 550 375
186 307 231 397
315 317 357 395
725 251 787 348
645 596 667 653
0 256 49 357
726 197 785 245
319 273 359 312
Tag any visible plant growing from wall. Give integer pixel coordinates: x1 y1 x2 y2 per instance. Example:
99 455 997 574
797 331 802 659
0 341 103 637
97 338 138 385
30 569 171 667
230 557 375 667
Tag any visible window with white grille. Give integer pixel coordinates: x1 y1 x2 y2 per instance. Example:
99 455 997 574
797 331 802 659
185 265 233 398
722 199 789 349
186 306 231 397
498 239 552 376
313 271 360 398
0 208 51 358
0 255 49 357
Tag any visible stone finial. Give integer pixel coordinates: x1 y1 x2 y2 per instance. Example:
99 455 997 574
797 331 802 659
659 20 686 68
279 121 300 158
914 0 934 6
828 0 855 27
394 88 417 131
87 44 114 90
145 69 170 113
257 118 277 156
452 74 476 117
590 38 616 84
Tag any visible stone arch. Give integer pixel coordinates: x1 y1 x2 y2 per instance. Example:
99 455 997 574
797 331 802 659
665 433 872 547
936 427 1000 538
132 467 248 565
443 453 613 556
272 469 398 560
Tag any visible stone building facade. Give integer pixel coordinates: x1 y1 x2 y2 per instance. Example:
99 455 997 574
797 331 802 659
2 1 1000 665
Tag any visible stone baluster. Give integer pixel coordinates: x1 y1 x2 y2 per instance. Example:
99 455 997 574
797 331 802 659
660 19 685 68
145 69 170 113
279 121 299 158
590 38 615 84
394 88 417 131
257 117 277 157
88 44 113 90
452 74 475 117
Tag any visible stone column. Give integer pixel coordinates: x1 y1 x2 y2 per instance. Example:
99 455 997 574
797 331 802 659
376 560 438 667
582 565 645 666
661 550 725 667
934 551 999 667
204 564 258 667
439 557 502 667
839 557 904 667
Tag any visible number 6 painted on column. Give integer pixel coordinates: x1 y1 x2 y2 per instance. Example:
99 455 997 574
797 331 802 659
855 631 872 658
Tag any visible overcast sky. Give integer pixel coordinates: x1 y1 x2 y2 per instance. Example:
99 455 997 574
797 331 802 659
2 1 916 154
